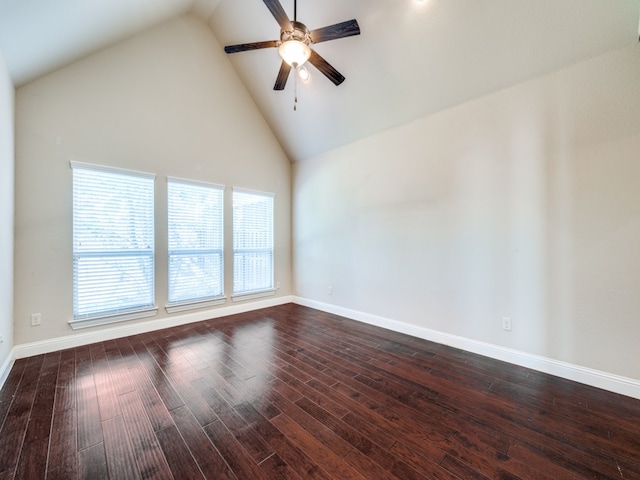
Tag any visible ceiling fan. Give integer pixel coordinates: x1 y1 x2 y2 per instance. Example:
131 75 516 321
224 0 360 91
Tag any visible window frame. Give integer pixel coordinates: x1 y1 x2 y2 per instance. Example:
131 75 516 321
166 177 226 313
70 161 157 330
232 187 275 301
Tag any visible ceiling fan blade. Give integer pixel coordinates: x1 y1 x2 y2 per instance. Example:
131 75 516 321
310 19 360 44
263 0 292 31
308 50 345 86
274 61 291 90
224 40 279 54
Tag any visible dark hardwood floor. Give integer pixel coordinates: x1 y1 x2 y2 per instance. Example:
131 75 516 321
1 303 639 479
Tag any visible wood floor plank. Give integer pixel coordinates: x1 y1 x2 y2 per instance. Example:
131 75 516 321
46 407 78 480
155 425 204 480
113 336 138 363
496 441 582 480
298 342 512 476
77 443 108 480
439 454 493 480
190 377 274 464
0 303 639 480
143 338 218 427
271 366 349 419
264 389 354 458
388 440 458 479
235 402 335 480
102 415 141 480
340 449 403 480
294 395 402 470
75 346 103 451
0 358 27 431
103 339 136 396
0 354 44 473
258 452 303 480
0 467 13 480
90 343 122 422
168 405 237 480
126 365 174 433
118 390 173 480
127 335 185 413
203 419 270 480
270 413 367 480
13 351 61 480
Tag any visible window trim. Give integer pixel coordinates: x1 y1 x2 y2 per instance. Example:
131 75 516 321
166 177 226 310
164 296 227 314
232 187 275 297
69 306 159 330
70 160 155 181
231 289 276 302
70 161 157 329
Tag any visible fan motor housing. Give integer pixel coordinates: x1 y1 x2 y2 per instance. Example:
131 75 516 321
280 21 311 45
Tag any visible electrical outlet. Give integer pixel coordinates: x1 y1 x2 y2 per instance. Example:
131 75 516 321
328 286 333 295
31 313 42 327
502 317 512 331
276 281 281 289
0 335 4 343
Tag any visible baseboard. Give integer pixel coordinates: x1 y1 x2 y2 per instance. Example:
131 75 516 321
293 297 640 400
0 349 15 390
14 295 294 360
10 295 640 400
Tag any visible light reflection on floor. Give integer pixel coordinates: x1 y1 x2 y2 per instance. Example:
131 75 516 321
156 317 277 406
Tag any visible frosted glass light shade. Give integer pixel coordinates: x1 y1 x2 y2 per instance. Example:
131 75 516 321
278 40 311 67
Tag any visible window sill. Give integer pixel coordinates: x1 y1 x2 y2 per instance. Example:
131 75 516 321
69 307 159 330
232 289 276 302
165 296 227 314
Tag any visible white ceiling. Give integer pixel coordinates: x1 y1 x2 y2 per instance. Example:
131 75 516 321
1 0 639 161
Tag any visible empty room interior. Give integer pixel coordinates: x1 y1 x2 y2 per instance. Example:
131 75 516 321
1 0 640 478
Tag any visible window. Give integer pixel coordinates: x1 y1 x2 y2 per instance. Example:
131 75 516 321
71 162 156 328
233 189 274 297
167 178 224 310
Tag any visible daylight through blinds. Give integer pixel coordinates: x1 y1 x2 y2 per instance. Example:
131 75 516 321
72 163 155 319
168 179 224 304
233 189 274 295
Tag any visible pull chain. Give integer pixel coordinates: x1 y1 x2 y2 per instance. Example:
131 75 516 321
293 0 300 111
294 65 299 111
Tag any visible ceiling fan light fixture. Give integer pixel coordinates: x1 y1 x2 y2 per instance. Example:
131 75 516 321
278 40 311 67
298 65 310 81
223 1 360 90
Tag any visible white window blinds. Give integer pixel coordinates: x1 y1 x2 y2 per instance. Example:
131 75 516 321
168 179 224 304
233 189 274 295
72 162 155 320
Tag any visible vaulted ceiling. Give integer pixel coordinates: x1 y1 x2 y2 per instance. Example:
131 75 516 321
1 0 639 161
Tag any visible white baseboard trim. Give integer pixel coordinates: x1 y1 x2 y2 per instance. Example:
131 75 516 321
293 297 640 400
0 350 15 390
14 295 294 360
9 296 640 401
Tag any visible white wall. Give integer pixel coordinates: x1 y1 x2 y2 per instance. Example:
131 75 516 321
0 52 15 376
14 14 292 345
293 44 640 382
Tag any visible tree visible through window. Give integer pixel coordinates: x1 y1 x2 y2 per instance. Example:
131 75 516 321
167 179 224 304
233 189 274 295
72 163 155 320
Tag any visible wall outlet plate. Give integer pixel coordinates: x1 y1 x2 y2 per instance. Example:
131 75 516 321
31 313 42 327
502 317 512 331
